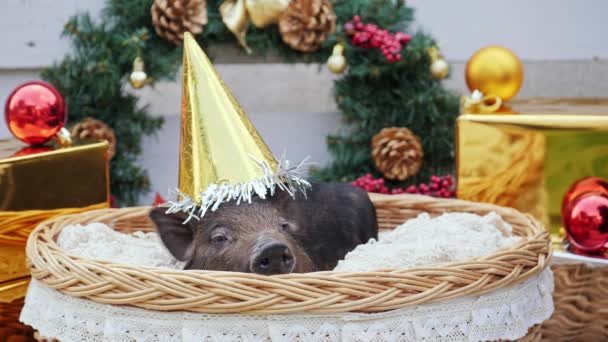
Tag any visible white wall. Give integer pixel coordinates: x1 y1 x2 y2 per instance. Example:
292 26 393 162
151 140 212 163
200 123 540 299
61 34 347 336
4 0 608 68
408 0 608 60
1 0 607 204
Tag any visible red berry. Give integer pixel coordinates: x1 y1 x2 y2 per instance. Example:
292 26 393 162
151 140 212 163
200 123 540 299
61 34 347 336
419 184 429 192
395 32 412 44
344 22 356 35
348 18 408 63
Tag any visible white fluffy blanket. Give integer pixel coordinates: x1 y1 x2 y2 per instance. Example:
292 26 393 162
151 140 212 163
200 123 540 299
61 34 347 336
57 212 519 272
335 212 520 272
57 223 184 269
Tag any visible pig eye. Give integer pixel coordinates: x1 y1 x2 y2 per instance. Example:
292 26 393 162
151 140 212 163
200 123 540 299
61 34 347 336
211 234 228 244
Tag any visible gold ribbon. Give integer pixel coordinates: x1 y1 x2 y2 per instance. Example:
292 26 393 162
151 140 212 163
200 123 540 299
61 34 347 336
460 90 503 114
220 0 291 53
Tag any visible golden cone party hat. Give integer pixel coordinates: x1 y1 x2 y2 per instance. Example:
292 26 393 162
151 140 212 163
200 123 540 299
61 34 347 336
167 32 310 220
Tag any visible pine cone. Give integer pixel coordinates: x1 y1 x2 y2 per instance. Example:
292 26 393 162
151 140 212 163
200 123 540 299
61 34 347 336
371 127 423 181
151 0 208 45
70 118 117 160
278 0 336 52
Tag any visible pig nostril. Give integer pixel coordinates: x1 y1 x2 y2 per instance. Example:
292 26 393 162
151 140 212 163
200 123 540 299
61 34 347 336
282 253 292 263
252 243 294 274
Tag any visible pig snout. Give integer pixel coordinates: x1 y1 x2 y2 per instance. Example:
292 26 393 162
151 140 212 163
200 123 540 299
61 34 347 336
250 241 295 275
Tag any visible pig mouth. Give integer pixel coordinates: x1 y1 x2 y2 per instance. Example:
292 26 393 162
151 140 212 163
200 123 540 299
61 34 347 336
249 240 296 275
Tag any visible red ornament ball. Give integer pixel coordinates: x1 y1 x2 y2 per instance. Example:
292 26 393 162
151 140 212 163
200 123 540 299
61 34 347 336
11 145 54 157
562 176 608 217
4 81 67 145
564 192 608 254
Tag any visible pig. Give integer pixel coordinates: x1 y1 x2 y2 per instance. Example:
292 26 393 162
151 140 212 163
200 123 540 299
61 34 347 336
149 182 378 274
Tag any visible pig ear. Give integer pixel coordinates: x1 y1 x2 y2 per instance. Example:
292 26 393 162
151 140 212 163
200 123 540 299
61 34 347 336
148 207 197 261
270 189 296 209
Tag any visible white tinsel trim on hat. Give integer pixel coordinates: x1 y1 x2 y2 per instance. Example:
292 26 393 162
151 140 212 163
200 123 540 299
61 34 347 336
165 155 312 223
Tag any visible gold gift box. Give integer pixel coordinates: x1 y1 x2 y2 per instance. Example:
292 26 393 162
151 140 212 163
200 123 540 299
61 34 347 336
0 278 29 304
0 246 27 283
0 139 110 211
456 99 608 238
0 138 110 301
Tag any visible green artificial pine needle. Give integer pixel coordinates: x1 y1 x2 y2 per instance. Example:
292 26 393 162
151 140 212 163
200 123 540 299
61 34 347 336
42 0 458 204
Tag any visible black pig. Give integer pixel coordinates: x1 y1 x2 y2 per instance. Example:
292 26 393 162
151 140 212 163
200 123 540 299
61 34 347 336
149 182 378 274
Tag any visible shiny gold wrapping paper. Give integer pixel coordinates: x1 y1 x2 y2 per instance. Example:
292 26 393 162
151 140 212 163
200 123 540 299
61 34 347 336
0 138 110 301
0 139 110 211
179 33 278 202
457 99 608 238
0 277 29 304
0 246 28 283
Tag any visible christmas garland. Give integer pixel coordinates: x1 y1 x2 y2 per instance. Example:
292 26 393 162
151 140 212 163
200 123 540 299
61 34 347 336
42 0 459 205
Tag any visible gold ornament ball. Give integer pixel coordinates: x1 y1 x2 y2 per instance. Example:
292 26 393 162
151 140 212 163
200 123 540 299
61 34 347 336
430 58 449 79
327 44 347 74
129 71 148 89
129 57 148 89
465 46 523 101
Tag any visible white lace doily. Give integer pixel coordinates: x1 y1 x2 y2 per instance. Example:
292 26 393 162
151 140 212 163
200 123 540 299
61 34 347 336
20 269 553 342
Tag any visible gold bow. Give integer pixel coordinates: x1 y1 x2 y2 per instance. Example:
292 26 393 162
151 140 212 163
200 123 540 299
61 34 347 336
220 0 291 53
460 90 503 114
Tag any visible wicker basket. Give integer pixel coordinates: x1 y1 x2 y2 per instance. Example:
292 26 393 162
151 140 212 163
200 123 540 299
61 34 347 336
26 194 551 314
25 194 551 340
540 263 608 341
0 298 37 341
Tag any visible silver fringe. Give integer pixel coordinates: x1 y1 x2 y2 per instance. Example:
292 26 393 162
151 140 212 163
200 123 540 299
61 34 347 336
166 155 312 223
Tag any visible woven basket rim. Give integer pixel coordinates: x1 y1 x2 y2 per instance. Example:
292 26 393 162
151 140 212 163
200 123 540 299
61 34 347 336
26 193 552 314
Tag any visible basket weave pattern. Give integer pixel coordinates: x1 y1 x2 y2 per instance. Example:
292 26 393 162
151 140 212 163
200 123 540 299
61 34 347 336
0 203 107 246
26 194 551 315
540 264 608 341
0 298 36 341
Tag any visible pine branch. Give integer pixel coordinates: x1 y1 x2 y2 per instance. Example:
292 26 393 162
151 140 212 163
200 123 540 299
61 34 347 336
42 0 457 203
